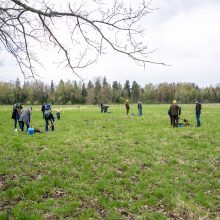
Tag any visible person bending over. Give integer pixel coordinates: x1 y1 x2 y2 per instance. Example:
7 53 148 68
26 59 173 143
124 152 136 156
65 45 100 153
19 106 32 131
44 110 55 131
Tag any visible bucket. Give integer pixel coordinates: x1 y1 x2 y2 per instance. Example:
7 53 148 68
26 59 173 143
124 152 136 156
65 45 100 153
27 128 35 135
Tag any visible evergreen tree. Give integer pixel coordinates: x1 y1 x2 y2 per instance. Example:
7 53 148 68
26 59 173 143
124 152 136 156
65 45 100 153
86 80 95 104
94 78 102 104
123 80 131 100
102 76 108 87
50 80 55 93
14 77 22 103
50 80 55 104
131 81 141 102
56 80 65 104
101 77 112 103
112 81 122 103
81 83 87 103
87 80 94 89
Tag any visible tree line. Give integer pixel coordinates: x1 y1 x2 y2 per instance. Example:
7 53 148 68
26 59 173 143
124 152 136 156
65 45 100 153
0 77 219 105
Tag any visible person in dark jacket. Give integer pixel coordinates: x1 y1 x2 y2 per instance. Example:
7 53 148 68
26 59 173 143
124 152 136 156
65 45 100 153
11 103 23 131
195 99 202 127
168 109 172 125
19 107 32 131
41 104 45 119
125 100 130 115
44 109 55 131
100 103 109 113
137 101 143 116
169 100 181 127
56 111 61 120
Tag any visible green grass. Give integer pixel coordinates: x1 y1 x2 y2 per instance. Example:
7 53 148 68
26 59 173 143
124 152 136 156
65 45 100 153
0 104 219 219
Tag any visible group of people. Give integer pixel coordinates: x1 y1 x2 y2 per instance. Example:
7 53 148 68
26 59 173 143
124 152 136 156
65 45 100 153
124 99 202 128
168 99 202 127
12 103 33 132
99 100 142 116
12 103 61 133
125 100 143 116
12 99 201 133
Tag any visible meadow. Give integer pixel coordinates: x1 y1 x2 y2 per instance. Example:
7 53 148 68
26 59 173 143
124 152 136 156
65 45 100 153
0 104 219 220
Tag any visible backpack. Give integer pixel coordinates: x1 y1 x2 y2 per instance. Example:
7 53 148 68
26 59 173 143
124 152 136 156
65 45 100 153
44 110 51 119
12 105 19 119
45 104 51 111
27 128 35 135
11 110 16 119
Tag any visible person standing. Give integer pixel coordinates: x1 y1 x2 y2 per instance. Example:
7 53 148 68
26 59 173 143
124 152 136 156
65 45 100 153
11 103 23 131
195 99 202 127
100 103 104 112
41 104 45 119
125 100 130 115
19 106 32 132
137 101 143 116
168 109 172 125
169 100 181 127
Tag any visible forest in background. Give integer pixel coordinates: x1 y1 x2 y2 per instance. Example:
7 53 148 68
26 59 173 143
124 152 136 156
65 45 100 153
0 77 219 105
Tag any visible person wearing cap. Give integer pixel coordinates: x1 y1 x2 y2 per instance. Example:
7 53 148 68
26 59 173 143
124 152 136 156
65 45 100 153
169 100 181 127
19 106 32 131
195 99 202 127
125 100 130 115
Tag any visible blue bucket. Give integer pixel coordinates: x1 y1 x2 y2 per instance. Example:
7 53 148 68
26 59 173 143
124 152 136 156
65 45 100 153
27 128 35 135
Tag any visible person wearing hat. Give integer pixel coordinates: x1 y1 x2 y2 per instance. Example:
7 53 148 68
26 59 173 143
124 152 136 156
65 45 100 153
169 100 181 127
195 99 202 127
125 100 130 115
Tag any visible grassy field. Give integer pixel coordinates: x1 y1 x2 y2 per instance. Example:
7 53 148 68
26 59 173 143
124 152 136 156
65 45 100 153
0 104 219 220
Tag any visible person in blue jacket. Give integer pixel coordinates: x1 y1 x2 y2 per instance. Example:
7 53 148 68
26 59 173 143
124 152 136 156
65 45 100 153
137 101 143 116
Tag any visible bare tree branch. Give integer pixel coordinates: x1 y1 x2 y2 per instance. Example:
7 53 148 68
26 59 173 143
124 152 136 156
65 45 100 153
0 0 166 80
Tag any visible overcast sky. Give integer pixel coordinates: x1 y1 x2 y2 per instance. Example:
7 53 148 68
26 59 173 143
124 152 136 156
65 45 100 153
0 0 220 87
